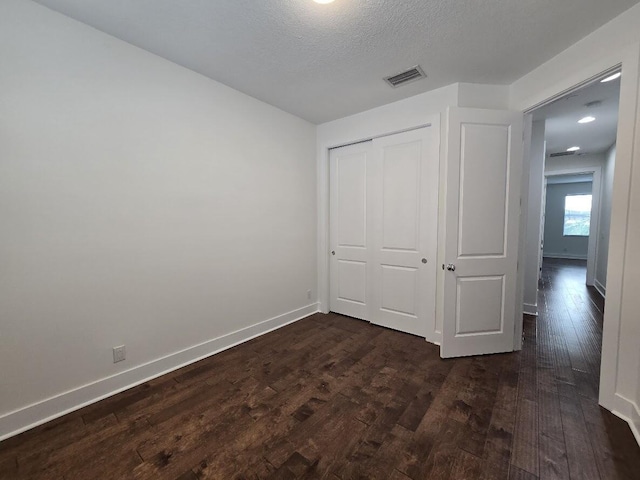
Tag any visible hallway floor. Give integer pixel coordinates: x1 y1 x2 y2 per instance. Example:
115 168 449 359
521 257 640 479
0 259 639 479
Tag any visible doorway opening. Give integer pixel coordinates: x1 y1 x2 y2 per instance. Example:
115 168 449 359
524 68 620 314
521 67 622 408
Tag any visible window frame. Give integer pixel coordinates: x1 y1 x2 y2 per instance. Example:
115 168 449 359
562 193 593 237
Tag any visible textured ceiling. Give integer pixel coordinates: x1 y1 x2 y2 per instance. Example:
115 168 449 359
535 76 620 156
34 0 639 123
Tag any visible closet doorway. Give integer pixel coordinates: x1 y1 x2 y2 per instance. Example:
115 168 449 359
328 126 439 337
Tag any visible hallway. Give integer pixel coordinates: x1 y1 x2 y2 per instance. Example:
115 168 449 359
522 257 639 479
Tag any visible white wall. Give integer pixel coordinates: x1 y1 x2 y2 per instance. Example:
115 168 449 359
595 144 616 293
523 121 546 315
510 1 640 442
457 83 510 109
0 0 317 439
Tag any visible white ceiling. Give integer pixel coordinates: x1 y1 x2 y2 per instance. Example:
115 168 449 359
534 75 620 156
34 0 639 124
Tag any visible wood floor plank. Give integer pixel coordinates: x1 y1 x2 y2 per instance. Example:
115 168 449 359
538 390 564 443
511 398 539 476
583 410 640 480
0 455 18 479
539 435 570 480
395 379 437 432
481 403 517 480
416 417 465 479
334 375 419 478
508 465 539 479
394 359 473 478
558 383 601 480
353 424 414 480
450 449 485 480
458 358 503 458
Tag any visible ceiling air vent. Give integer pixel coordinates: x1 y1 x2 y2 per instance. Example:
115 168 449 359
585 100 603 108
550 151 576 158
385 65 426 88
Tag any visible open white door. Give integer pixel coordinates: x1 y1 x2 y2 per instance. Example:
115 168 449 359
441 108 524 358
540 181 547 281
329 141 373 321
368 128 439 337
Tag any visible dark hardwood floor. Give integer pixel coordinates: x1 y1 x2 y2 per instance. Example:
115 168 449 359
1 258 639 479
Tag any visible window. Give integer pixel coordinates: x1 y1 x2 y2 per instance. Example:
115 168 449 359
563 194 592 236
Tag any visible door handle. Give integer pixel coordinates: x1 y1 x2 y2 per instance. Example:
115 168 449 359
421 258 427 264
446 264 456 272
331 251 336 256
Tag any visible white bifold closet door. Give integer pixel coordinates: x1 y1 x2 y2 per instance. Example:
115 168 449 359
329 126 439 337
329 142 372 321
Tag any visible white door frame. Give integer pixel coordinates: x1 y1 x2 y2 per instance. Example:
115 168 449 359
543 167 603 286
539 180 547 281
515 43 640 414
318 114 443 345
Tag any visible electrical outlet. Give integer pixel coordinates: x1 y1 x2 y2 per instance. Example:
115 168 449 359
113 345 126 363
307 289 312 300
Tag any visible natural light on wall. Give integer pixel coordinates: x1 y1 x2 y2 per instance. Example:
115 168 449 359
563 194 592 236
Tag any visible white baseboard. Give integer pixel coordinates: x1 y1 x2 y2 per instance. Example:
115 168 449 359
594 279 606 298
0 303 320 442
612 393 640 447
523 303 538 316
543 253 588 260
631 405 640 447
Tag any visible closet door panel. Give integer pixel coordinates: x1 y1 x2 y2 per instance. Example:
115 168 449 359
329 142 372 320
370 127 439 337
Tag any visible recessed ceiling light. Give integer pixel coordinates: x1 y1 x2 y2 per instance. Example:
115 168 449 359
567 146 581 152
578 116 596 124
313 0 335 3
601 72 621 82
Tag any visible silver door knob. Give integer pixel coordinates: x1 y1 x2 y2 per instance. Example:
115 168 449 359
421 258 427 264
446 264 456 271
331 251 336 256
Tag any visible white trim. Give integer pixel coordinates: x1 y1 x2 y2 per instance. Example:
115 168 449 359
328 123 433 150
522 65 622 114
515 114 534 351
632 408 640 447
542 253 588 260
594 279 606 298
0 303 320 442
523 303 538 316
612 393 640 447
598 46 640 412
318 111 445 346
